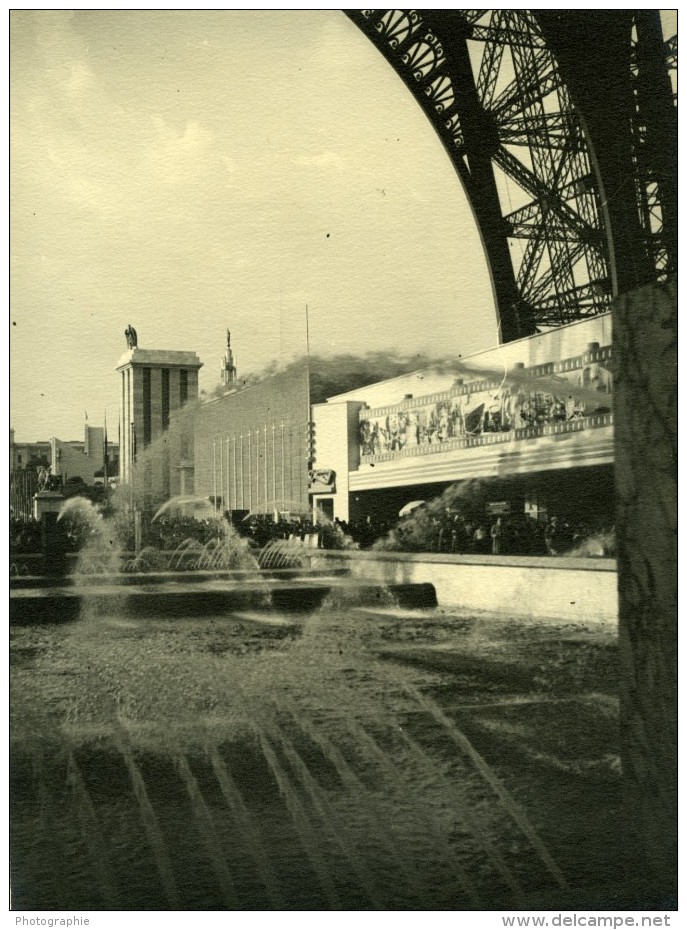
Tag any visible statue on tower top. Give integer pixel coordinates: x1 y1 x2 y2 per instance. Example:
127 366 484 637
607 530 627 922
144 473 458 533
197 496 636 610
125 324 138 349
221 328 237 386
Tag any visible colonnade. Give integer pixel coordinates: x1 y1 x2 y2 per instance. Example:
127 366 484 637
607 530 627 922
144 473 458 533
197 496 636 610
211 419 309 514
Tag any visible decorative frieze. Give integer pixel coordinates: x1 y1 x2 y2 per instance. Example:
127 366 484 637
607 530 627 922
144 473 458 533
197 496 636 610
359 347 613 463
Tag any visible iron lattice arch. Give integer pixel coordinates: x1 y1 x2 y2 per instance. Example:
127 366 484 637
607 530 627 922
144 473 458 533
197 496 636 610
346 10 676 341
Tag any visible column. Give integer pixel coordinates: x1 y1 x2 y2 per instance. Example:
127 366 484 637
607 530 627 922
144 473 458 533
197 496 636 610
247 430 252 511
232 435 237 511
615 279 677 895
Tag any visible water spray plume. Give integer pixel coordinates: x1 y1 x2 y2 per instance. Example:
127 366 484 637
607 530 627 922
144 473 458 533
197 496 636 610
58 497 122 575
11 330 620 909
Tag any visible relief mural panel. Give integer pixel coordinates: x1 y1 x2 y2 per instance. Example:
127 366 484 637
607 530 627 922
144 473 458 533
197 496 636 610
359 353 613 460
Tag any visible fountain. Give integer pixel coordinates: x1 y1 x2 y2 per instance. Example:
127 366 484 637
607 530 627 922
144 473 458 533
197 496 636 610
10 583 632 910
10 493 436 624
10 546 632 913
8 362 634 910
58 496 123 576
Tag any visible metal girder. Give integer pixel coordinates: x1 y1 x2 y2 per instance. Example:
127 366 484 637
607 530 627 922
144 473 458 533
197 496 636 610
628 12 677 279
531 282 608 321
491 147 599 244
506 201 580 242
491 68 563 125
345 9 675 341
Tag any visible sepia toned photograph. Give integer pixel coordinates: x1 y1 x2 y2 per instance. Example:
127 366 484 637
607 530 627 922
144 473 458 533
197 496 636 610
9 8 677 918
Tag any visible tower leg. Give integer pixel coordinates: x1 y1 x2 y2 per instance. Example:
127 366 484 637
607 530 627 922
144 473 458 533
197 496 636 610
614 278 677 902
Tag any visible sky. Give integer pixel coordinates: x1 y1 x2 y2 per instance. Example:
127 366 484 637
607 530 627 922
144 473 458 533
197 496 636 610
10 10 676 443
10 10 498 442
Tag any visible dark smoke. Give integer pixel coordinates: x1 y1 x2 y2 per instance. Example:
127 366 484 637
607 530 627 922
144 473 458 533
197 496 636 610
210 351 456 405
208 348 612 411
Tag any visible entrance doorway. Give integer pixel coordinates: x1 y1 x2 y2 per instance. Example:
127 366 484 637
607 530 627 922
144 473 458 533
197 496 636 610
316 499 334 522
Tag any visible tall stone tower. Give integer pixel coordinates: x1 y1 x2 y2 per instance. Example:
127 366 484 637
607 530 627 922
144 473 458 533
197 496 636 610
221 329 237 387
116 329 203 500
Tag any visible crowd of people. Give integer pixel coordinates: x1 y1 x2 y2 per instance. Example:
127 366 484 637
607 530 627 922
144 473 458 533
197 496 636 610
123 512 356 553
9 516 42 553
126 512 391 553
10 507 614 560
239 515 358 550
234 511 615 557
382 509 615 558
140 515 229 552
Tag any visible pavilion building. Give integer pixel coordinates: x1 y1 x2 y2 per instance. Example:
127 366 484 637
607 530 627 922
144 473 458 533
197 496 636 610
116 343 202 502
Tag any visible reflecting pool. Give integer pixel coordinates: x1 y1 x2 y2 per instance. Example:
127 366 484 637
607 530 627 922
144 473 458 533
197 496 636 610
10 596 635 911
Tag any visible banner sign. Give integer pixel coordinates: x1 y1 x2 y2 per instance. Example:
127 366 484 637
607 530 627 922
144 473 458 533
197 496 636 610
487 501 511 515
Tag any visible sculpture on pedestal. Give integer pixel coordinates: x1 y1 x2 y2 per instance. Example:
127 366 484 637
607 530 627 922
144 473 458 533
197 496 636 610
125 324 138 349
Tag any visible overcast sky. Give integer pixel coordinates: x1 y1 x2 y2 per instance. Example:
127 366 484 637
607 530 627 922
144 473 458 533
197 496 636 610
10 10 499 442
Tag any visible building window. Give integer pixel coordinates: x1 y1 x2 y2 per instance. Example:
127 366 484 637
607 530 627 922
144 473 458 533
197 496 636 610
143 368 151 446
180 369 188 406
162 369 170 431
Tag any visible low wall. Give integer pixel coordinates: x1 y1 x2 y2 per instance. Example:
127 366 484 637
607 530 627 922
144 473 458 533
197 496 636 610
10 548 618 624
305 550 618 624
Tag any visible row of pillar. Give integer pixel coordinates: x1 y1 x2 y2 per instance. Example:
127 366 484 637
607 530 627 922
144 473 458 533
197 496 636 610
211 421 309 514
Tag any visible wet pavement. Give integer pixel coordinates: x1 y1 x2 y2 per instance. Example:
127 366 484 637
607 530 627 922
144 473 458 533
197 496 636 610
10 596 643 911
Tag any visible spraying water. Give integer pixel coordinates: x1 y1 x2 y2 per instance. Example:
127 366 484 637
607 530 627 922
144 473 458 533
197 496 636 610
57 493 259 576
58 497 122 576
11 342 625 908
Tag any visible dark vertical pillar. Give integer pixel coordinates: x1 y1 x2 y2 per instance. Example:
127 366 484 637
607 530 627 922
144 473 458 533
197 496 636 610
634 11 677 275
161 369 170 431
438 13 536 342
142 368 152 447
41 512 68 577
614 278 677 901
536 12 656 294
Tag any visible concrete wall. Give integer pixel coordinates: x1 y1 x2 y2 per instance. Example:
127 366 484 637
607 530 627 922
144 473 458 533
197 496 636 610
310 400 364 522
116 348 202 488
193 363 310 514
51 436 102 484
306 550 618 623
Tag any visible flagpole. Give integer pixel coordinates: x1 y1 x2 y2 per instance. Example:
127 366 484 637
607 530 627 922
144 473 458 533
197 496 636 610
305 303 311 417
305 304 311 519
103 409 109 497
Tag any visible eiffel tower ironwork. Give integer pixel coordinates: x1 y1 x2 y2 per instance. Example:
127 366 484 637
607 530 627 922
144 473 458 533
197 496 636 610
346 10 676 341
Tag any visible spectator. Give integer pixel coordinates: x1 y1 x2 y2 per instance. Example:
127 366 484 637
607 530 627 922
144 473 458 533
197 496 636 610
490 517 503 555
473 524 489 554
544 516 559 556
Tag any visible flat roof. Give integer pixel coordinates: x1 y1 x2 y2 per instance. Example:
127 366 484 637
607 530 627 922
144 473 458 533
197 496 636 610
116 348 203 370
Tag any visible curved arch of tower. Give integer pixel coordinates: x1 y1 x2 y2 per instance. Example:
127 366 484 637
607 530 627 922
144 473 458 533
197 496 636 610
348 10 677 896
346 10 676 342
